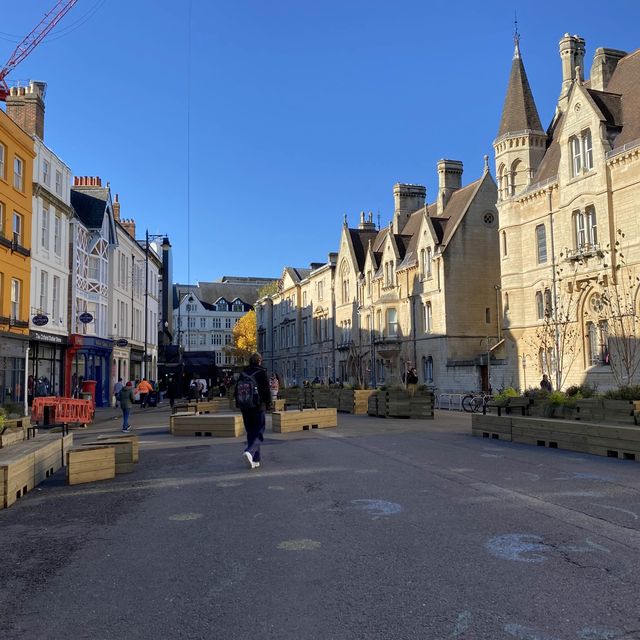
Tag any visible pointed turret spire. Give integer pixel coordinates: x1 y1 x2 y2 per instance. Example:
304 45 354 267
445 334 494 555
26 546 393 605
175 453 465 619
513 14 520 59
497 33 543 137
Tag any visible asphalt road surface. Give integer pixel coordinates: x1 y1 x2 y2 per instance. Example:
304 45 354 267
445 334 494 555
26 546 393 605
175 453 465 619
1 405 640 640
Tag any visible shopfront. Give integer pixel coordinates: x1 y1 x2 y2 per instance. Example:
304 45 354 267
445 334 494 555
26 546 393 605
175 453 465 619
29 330 67 401
65 335 113 407
130 347 143 382
0 334 28 409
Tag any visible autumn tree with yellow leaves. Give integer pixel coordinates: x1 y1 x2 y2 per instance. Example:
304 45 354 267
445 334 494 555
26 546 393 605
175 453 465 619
224 310 257 365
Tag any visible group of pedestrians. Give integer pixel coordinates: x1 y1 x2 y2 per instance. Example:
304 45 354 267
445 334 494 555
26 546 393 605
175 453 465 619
113 354 276 468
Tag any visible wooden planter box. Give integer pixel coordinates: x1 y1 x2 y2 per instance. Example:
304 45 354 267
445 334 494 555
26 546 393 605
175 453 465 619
310 389 340 409
170 414 245 438
1 427 26 448
272 408 337 433
409 393 435 419
194 399 236 414
172 402 197 415
82 439 136 474
337 390 377 414
367 393 379 416
272 399 286 412
97 433 139 463
471 414 513 441
68 446 116 486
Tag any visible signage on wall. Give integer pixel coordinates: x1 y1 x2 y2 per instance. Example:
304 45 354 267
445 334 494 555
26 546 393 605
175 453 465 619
115 338 129 348
78 312 94 324
32 314 49 326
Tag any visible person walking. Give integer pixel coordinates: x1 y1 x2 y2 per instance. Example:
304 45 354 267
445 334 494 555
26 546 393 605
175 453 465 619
235 353 271 469
113 378 124 408
167 377 178 409
120 381 135 432
137 378 153 408
269 373 280 406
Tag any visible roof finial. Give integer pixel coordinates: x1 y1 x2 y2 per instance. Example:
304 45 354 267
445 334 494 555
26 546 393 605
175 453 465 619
343 212 348 227
484 154 489 173
513 12 520 59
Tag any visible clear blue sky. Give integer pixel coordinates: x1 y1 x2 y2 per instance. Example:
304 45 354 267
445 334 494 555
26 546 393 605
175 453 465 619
2 1 639 284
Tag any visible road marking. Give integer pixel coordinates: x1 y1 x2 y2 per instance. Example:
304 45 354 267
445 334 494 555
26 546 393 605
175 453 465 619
504 623 560 639
486 533 548 563
592 504 639 520
169 512 203 521
277 539 321 551
452 610 472 637
351 499 402 519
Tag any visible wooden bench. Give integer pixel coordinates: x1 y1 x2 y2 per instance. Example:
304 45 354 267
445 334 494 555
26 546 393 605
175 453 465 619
67 446 116 485
485 396 530 417
170 414 245 438
0 433 73 509
193 399 237 414
272 399 286 412
272 408 337 433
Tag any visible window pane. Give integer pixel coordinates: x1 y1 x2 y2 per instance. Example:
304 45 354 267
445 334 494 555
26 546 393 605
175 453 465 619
536 225 547 263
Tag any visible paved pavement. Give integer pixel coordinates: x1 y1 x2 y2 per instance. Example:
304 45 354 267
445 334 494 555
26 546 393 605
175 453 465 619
1 405 640 639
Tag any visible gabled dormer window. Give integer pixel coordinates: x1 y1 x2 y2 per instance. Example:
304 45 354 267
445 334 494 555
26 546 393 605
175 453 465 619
570 129 593 177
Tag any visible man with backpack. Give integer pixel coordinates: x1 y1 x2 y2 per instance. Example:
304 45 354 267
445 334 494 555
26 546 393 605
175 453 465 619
235 352 271 469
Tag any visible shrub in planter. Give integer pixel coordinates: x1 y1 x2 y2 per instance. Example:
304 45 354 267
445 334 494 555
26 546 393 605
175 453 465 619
565 384 598 398
603 385 640 401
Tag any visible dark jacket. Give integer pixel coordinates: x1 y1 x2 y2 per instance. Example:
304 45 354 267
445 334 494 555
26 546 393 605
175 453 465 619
120 386 136 409
235 364 271 410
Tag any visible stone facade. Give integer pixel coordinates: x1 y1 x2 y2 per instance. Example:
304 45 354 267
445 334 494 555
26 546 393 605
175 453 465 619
257 160 500 393
495 34 640 391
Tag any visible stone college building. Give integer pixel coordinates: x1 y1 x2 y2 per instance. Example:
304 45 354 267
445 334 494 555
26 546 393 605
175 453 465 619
257 32 640 394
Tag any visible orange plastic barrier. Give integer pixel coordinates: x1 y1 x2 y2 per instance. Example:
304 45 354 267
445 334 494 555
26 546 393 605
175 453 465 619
31 396 94 426
31 397 58 424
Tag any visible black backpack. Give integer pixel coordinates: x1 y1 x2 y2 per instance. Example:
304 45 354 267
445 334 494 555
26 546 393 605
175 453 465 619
236 372 260 409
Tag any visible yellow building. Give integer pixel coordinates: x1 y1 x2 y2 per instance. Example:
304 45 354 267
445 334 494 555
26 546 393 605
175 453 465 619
0 107 34 408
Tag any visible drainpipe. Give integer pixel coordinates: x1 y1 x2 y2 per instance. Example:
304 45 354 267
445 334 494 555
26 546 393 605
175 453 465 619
24 346 30 417
548 186 561 391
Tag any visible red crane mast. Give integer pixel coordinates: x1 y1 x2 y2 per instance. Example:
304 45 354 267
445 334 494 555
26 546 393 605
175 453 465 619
0 0 78 101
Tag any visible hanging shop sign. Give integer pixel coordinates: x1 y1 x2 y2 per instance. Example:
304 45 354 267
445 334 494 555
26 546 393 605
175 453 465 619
115 338 129 348
78 312 94 324
32 314 49 326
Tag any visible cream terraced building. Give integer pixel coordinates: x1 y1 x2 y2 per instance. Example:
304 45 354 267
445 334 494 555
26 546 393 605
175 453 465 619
495 33 640 391
257 159 500 392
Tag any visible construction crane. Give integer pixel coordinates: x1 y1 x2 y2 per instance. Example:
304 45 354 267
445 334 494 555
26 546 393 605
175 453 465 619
0 0 78 101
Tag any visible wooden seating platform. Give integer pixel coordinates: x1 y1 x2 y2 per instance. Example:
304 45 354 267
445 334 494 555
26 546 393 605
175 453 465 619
170 413 245 438
0 433 73 509
272 408 338 433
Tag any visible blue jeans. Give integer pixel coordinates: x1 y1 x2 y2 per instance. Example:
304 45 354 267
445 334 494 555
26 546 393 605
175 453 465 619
241 409 265 462
121 406 131 429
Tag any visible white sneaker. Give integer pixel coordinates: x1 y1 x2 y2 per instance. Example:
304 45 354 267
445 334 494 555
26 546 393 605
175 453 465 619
252 461 260 469
243 451 253 468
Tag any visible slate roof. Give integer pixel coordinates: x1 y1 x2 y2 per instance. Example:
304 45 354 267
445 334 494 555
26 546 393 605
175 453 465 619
605 48 640 147
348 228 379 272
497 39 544 137
71 186 110 229
173 280 268 309
284 267 311 283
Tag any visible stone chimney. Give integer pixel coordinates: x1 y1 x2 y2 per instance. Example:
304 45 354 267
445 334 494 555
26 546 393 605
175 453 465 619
590 47 626 92
358 211 377 231
120 218 136 238
559 34 586 103
328 252 338 265
393 183 426 233
113 193 121 222
437 160 463 215
6 81 47 140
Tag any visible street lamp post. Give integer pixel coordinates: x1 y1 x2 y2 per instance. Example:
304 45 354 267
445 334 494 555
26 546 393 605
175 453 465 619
143 230 171 380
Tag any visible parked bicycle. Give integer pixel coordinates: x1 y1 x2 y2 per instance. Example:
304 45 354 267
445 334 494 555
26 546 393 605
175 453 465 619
462 391 493 413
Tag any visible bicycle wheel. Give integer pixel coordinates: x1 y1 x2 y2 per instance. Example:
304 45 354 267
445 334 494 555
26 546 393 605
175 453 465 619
470 396 484 413
461 395 475 412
